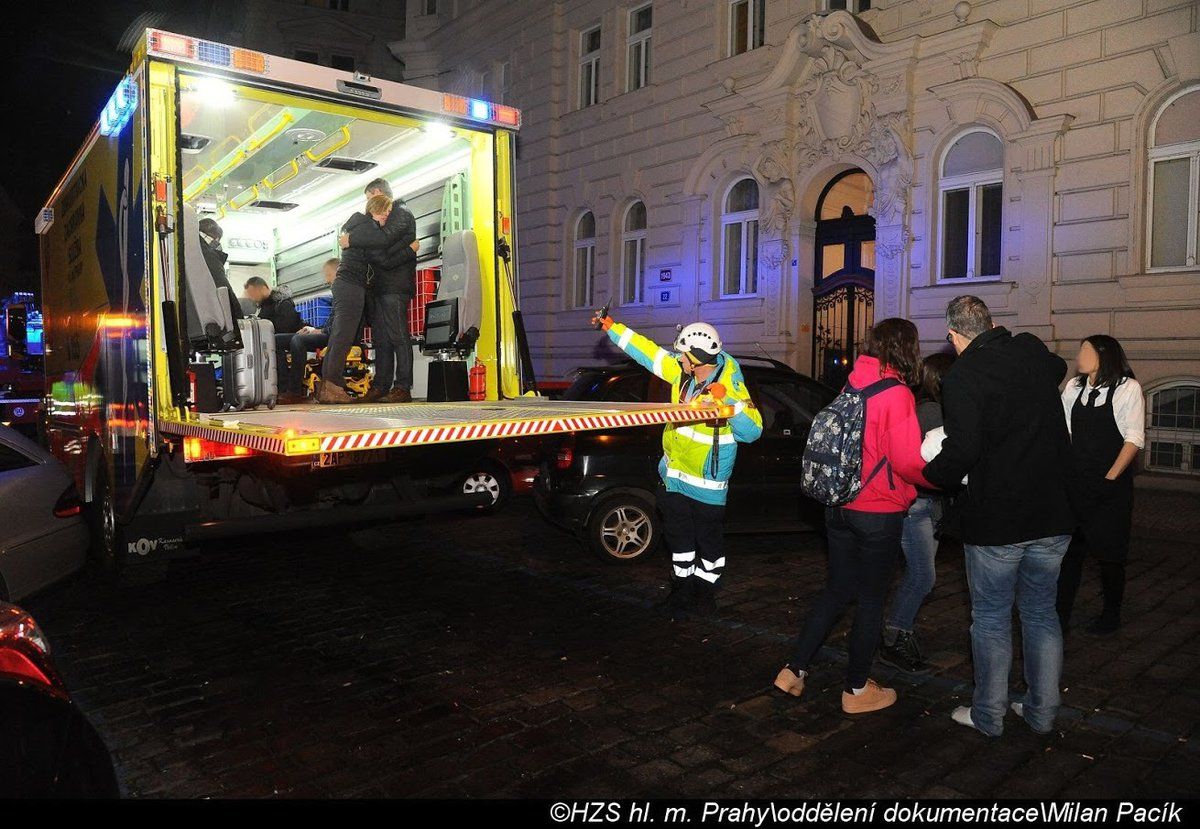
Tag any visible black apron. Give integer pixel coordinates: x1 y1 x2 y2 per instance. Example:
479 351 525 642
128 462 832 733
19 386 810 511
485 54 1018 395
1068 382 1134 562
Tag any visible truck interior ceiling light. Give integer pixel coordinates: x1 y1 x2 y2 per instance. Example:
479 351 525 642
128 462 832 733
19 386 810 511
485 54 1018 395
99 78 138 137
423 122 455 142
191 76 236 108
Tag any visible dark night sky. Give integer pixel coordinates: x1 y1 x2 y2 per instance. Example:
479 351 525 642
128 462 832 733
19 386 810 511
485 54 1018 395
1 2 221 293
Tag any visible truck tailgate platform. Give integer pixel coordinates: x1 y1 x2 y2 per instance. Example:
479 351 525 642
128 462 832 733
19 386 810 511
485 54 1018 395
159 399 731 457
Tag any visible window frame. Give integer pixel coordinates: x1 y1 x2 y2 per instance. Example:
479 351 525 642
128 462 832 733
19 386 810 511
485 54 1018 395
620 201 648 306
1145 382 1200 475
1145 88 1200 273
727 0 766 58
719 178 761 298
824 0 870 12
937 128 1004 282
579 25 602 109
626 4 653 93
572 212 597 309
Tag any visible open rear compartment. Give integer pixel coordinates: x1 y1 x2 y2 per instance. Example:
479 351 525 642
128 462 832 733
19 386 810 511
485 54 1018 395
175 68 493 406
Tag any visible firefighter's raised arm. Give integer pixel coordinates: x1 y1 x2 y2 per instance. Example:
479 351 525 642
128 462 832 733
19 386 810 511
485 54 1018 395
599 315 682 385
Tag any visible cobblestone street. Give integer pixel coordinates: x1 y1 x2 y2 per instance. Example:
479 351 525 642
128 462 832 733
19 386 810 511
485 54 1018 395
24 489 1200 799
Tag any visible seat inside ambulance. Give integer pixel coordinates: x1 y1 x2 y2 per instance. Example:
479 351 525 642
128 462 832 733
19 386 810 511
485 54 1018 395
177 72 485 397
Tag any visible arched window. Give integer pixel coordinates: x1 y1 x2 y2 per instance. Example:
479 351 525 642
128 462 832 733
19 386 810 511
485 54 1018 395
1146 381 1200 475
720 178 759 297
620 201 647 305
572 211 596 308
938 129 1003 280
1147 87 1200 270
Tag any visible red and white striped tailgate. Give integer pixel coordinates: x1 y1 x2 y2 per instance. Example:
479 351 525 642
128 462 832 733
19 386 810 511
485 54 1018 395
159 400 733 458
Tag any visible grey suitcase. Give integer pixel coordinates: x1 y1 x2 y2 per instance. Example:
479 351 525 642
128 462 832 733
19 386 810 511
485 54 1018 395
222 318 278 410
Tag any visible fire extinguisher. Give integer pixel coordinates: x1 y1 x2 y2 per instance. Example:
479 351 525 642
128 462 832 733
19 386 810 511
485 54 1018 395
469 359 487 401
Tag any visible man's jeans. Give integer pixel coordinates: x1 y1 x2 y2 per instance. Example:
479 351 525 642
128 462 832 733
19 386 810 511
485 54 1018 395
369 292 413 392
964 535 1071 736
322 279 366 389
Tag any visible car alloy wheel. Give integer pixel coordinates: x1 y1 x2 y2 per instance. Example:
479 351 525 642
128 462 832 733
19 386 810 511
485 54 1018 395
461 469 505 507
598 503 653 560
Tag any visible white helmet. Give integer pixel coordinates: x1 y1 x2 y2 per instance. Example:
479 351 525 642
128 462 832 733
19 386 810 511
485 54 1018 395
674 322 723 365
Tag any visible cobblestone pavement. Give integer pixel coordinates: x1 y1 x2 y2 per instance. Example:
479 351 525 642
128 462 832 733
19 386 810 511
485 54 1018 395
23 489 1200 799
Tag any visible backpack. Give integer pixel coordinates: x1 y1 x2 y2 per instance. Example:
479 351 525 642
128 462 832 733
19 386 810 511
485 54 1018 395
801 377 902 507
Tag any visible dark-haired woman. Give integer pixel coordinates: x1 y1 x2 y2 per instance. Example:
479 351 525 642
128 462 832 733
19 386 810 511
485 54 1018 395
774 318 932 714
1056 335 1144 636
880 352 955 674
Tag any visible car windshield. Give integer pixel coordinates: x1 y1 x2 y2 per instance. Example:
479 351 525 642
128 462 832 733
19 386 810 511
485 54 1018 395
562 370 610 401
757 379 836 424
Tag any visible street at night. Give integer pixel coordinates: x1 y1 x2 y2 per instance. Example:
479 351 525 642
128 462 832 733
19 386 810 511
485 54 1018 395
22 492 1199 800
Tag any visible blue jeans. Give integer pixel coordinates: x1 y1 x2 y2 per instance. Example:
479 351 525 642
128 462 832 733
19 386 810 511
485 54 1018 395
964 535 1070 736
887 496 941 632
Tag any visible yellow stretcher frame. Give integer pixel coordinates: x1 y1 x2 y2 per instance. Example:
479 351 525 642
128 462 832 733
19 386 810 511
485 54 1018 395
158 400 736 458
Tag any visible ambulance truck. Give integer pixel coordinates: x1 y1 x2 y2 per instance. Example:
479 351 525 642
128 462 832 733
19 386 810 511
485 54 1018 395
36 29 727 567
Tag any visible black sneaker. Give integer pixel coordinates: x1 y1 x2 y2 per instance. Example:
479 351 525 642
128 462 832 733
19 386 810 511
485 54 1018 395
878 629 929 674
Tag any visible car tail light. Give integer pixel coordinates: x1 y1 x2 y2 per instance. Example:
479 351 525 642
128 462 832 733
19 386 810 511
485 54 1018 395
53 484 83 518
555 436 575 470
0 603 67 698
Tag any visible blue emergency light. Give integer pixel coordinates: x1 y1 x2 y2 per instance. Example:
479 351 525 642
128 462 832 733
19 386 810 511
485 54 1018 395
470 99 490 120
99 77 138 137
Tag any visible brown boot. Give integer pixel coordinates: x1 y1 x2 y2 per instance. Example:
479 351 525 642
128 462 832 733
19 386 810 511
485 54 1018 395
359 387 387 404
385 388 412 403
841 679 897 714
316 379 353 405
773 666 805 698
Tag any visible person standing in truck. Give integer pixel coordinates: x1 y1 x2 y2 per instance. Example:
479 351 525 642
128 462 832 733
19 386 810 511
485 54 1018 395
360 178 419 404
590 311 763 618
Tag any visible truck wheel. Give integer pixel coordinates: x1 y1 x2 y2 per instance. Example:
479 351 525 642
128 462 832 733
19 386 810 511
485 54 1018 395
459 462 511 512
87 460 125 573
586 493 660 563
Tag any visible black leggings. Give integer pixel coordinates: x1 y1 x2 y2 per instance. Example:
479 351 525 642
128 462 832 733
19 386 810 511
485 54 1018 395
789 507 903 691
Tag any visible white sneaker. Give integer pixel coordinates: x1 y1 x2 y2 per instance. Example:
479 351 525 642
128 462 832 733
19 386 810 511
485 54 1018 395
951 705 977 730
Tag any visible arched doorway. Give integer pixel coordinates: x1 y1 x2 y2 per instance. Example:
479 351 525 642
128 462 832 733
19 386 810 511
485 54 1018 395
812 170 875 387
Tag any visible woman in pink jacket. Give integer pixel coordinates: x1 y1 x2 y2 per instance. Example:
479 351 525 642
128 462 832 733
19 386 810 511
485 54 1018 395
774 318 932 714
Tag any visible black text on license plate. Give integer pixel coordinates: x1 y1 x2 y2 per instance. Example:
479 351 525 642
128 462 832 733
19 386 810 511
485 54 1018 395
315 448 386 468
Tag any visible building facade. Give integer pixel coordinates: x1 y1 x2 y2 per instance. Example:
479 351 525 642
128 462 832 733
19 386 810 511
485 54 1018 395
396 0 1200 478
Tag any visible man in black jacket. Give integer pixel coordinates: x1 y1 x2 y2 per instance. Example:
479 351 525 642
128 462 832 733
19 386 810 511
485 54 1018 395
923 295 1074 738
360 178 419 403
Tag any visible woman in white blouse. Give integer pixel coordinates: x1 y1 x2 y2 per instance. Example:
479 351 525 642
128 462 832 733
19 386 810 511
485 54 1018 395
1055 335 1145 636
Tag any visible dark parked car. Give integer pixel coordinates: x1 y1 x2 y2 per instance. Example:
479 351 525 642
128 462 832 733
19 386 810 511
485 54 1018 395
534 357 836 562
0 601 118 797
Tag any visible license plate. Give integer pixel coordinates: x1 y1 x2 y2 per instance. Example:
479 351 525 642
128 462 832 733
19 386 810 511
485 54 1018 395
314 448 387 468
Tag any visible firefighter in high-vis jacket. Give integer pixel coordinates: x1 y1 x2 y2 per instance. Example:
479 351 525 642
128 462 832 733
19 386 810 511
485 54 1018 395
592 311 763 617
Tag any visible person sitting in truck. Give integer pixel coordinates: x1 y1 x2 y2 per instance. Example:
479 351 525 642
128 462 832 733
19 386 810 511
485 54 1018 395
317 194 409 404
590 312 763 618
244 275 305 392
279 258 339 404
197 217 246 332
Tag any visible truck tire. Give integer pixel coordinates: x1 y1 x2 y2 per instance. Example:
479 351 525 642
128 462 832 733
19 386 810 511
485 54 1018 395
87 459 125 574
586 493 661 564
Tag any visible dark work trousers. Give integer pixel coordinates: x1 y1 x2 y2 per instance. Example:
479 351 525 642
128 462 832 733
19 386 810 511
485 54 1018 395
789 507 904 691
369 292 413 392
322 278 366 389
657 488 727 588
273 333 294 392
284 330 328 394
